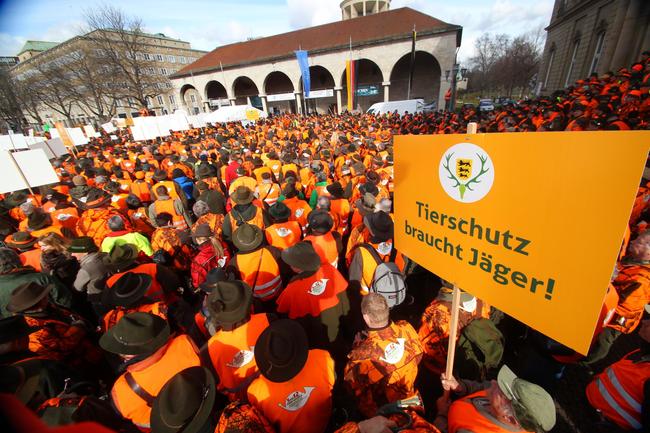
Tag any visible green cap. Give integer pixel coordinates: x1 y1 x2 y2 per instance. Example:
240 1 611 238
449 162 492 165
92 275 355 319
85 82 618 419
497 365 556 432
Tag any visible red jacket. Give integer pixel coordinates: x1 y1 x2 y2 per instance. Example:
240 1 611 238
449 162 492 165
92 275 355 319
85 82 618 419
191 241 230 289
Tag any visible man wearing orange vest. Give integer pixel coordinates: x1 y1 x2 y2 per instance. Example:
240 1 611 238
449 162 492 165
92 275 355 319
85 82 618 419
344 293 423 418
76 188 127 247
148 185 191 231
280 183 312 230
438 365 556 433
256 172 282 207
129 171 152 204
276 242 350 350
327 182 351 235
304 210 342 269
206 280 270 401
101 312 200 431
586 305 650 431
583 230 650 365
265 202 302 250
228 224 285 306
348 210 406 294
100 272 168 332
222 186 270 245
247 319 335 433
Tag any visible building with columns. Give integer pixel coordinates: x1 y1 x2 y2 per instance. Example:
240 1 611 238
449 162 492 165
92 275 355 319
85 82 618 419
169 6 461 115
538 0 650 94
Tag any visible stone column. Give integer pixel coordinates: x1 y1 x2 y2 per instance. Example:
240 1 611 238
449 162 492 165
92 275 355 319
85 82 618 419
382 81 390 102
294 92 303 115
335 86 343 114
260 94 268 113
246 96 252 106
611 0 642 69
229 98 236 106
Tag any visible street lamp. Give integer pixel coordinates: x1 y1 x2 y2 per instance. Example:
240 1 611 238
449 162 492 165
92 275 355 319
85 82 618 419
445 64 469 112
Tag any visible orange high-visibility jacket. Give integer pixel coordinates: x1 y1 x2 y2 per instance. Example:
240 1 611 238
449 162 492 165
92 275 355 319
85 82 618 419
304 232 339 268
265 221 302 250
448 390 530 433
234 248 282 301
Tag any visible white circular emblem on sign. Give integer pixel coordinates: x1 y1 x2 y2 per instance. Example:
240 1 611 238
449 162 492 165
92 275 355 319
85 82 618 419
438 143 495 203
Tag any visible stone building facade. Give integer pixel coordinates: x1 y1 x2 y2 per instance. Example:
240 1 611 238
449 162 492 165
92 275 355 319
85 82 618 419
538 0 650 94
11 31 206 127
170 7 461 115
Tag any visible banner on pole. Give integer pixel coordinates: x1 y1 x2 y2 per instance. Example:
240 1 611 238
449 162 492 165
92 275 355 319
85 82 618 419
346 59 357 111
394 131 650 354
54 122 74 148
295 50 311 98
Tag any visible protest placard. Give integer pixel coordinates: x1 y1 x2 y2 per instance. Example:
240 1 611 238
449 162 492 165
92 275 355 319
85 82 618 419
102 122 117 133
66 127 89 146
394 131 650 354
0 149 59 194
0 134 29 151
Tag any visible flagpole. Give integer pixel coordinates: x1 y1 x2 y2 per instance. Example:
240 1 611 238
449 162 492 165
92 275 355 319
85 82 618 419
407 25 416 100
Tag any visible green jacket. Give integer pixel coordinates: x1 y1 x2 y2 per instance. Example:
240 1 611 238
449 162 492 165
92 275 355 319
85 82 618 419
0 269 73 318
100 232 154 256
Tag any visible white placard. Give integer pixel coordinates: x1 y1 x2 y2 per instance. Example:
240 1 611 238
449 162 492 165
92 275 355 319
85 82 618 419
28 129 34 137
110 134 118 141
46 138 68 157
83 124 96 138
169 113 190 131
130 124 146 142
0 134 29 151
102 122 117 133
66 127 89 146
49 129 60 139
0 149 59 194
305 89 334 99
267 92 295 102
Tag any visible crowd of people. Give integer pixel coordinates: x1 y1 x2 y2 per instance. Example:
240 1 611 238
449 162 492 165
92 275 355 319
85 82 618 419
0 54 649 433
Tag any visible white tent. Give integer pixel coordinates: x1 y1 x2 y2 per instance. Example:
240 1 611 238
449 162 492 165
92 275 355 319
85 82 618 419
204 105 267 124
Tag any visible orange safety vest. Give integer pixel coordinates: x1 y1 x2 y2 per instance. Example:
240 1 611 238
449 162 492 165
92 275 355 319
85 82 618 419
50 207 79 232
227 206 265 232
153 198 188 231
586 349 650 430
152 180 180 200
253 166 273 182
19 249 42 272
304 232 339 268
330 198 351 234
352 241 406 294
266 160 282 178
235 248 282 301
283 197 311 229
202 176 223 194
106 264 173 304
610 264 650 333
448 390 529 433
247 349 335 433
264 221 302 250
110 194 129 211
207 313 270 400
102 302 168 332
111 334 200 430
130 181 152 203
258 183 281 206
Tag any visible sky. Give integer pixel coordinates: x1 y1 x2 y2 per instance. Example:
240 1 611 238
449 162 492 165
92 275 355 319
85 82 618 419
0 0 555 63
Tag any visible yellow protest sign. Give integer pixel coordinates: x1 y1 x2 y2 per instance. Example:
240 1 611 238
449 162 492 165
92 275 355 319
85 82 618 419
54 122 74 148
394 131 650 354
246 108 260 121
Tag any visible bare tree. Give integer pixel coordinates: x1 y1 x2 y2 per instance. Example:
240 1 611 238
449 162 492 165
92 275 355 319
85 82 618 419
29 61 79 123
83 5 165 110
0 69 25 132
12 77 45 126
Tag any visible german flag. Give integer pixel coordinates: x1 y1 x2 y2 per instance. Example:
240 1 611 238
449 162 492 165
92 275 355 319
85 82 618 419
346 59 358 112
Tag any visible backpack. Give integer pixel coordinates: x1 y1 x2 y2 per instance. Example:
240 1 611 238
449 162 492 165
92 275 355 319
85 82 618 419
455 318 504 381
357 243 407 308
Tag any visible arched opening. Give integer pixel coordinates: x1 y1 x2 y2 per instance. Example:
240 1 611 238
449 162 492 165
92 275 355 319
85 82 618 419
205 80 228 110
232 76 261 108
390 51 441 105
300 65 337 114
180 84 202 115
341 58 384 112
264 71 295 115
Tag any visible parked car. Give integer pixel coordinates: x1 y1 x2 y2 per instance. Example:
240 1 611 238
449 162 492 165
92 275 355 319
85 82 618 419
478 99 495 112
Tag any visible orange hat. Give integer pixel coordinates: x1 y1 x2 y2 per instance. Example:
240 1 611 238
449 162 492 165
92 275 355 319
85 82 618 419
134 171 145 180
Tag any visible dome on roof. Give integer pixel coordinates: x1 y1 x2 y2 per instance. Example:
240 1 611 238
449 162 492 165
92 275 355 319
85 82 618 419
341 0 390 20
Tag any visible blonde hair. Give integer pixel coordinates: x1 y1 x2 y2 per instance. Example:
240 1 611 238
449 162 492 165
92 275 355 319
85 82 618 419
361 293 389 325
38 233 70 255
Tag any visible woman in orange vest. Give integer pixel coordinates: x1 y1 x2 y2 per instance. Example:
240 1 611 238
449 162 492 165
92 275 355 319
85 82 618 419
100 312 200 431
303 210 341 269
440 365 556 433
265 202 302 250
229 224 284 305
206 280 270 401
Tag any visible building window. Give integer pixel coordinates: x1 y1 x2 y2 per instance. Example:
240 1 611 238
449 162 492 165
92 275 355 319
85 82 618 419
543 49 555 89
144 53 151 61
179 56 186 64
157 95 164 105
155 54 163 61
589 32 606 75
169 95 176 105
160 68 168 75
167 55 175 63
190 94 196 103
564 40 580 88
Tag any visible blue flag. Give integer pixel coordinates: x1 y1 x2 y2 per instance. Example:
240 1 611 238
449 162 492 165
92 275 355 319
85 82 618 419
295 50 310 97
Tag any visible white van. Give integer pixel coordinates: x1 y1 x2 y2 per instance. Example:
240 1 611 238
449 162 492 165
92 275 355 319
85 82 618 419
366 99 425 116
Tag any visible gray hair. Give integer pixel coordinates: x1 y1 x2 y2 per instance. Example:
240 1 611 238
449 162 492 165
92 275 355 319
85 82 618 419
107 215 125 231
193 200 210 218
